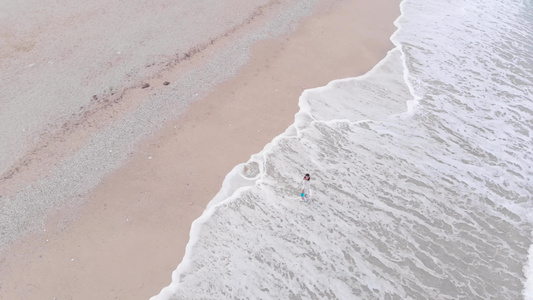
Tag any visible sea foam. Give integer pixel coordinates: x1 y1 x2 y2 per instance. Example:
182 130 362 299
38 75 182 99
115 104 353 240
154 0 533 298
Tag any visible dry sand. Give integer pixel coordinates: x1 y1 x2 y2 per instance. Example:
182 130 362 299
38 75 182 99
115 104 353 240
0 0 400 299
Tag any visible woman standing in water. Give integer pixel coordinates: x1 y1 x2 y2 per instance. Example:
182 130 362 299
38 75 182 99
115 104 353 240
301 173 311 202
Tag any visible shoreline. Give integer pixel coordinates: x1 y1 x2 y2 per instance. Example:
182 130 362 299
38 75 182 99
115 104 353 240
0 1 400 299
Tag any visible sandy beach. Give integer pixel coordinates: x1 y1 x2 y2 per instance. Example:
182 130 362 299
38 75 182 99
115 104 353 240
0 0 400 299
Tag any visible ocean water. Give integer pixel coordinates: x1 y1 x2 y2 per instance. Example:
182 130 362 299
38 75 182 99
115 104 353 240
153 0 533 299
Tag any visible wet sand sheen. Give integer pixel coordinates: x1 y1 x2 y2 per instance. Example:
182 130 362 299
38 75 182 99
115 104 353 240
0 0 400 299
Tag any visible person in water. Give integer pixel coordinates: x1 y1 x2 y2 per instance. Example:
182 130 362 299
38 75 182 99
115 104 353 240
301 173 311 202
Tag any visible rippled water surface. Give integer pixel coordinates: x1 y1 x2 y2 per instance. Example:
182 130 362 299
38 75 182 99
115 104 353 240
154 0 533 299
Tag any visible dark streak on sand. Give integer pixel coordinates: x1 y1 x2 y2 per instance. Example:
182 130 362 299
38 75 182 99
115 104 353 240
0 0 283 192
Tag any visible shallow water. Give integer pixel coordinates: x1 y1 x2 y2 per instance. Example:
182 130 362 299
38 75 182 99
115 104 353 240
154 0 533 299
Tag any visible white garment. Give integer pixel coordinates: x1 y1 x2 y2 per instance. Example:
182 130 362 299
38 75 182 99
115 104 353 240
302 180 310 194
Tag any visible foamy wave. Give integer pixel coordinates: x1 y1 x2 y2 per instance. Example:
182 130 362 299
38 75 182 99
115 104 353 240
154 0 533 298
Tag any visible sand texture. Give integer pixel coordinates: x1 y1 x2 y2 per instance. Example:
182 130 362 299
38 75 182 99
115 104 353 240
0 0 400 298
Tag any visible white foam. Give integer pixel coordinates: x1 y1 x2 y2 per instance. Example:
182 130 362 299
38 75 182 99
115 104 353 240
152 35 414 300
153 0 533 298
525 237 533 300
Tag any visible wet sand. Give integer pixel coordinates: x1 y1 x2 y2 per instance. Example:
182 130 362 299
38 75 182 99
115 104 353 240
0 0 400 299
